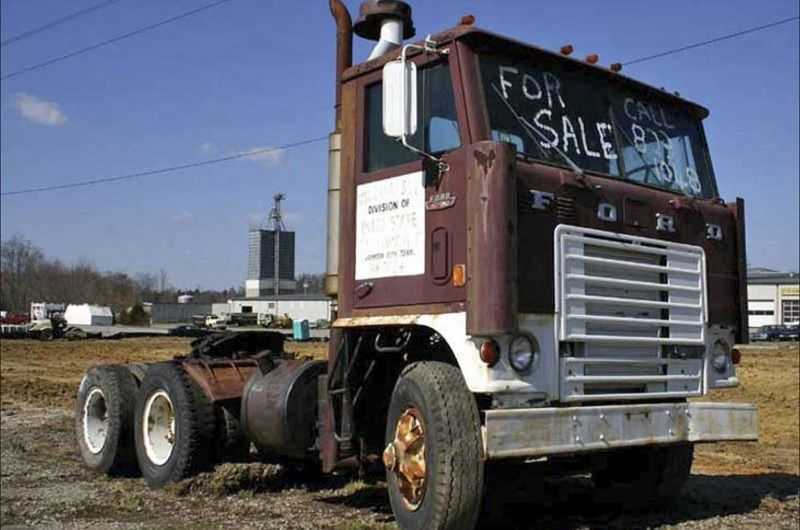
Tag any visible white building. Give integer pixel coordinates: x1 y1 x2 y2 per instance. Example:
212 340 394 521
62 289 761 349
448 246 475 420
64 304 114 326
747 268 799 331
212 294 332 323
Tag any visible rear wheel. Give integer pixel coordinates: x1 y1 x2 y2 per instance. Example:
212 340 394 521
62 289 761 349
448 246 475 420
75 365 138 475
383 361 484 530
134 363 216 488
216 406 250 463
593 443 694 509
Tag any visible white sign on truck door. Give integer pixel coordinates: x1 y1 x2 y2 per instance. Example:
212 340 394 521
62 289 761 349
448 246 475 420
355 172 425 280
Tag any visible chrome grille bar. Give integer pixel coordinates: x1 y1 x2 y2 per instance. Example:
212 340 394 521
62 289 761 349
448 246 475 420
554 225 707 402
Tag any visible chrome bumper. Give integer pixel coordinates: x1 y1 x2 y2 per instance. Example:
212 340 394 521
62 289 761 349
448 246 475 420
483 402 758 460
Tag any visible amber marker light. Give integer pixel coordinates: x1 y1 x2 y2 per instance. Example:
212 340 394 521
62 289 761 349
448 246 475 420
452 264 466 287
610 62 623 72
585 54 599 64
459 14 475 25
480 339 500 366
560 44 574 56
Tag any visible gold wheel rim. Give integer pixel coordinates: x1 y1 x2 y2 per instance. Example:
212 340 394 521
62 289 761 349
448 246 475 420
384 407 426 510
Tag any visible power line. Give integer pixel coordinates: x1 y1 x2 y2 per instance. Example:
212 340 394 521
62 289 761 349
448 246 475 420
1 0 125 47
0 137 328 197
623 15 799 66
1 0 236 81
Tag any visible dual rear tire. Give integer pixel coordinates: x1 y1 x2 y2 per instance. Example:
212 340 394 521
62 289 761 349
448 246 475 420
133 363 217 488
76 362 237 487
75 365 139 475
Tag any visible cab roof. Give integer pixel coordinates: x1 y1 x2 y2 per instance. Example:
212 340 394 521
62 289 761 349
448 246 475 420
343 24 710 119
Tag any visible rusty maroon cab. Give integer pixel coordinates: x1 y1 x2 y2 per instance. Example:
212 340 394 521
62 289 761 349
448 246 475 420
324 2 756 529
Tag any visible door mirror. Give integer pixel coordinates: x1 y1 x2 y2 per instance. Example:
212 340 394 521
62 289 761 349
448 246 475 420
382 59 417 138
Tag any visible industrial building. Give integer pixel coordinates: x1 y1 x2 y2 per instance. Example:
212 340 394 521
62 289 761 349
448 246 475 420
212 294 332 324
246 193 297 297
747 268 799 331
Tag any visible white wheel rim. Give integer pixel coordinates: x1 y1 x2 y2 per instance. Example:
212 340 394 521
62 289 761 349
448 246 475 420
143 390 176 466
83 388 109 454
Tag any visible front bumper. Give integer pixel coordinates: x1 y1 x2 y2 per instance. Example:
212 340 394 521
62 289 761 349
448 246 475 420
483 402 758 460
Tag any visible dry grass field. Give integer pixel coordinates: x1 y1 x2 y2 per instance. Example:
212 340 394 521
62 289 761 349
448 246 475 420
1 337 798 529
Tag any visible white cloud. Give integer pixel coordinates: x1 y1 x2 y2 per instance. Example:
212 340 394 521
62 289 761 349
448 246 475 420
241 145 285 167
15 93 67 126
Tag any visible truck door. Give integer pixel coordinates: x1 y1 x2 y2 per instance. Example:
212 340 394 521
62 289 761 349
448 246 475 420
351 57 468 310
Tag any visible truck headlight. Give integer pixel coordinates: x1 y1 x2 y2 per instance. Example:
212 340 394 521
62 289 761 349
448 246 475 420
711 340 730 373
508 334 539 373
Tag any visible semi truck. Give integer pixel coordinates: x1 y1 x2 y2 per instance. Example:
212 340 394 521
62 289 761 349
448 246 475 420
74 2 758 528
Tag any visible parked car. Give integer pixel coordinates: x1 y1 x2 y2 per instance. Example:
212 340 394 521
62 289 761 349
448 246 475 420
169 324 212 338
781 325 799 341
751 325 799 341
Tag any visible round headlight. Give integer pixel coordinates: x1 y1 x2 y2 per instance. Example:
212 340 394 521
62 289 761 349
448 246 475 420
711 340 730 373
508 334 538 373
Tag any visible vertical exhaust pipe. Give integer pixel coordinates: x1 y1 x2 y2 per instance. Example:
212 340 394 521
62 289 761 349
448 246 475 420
326 0 353 298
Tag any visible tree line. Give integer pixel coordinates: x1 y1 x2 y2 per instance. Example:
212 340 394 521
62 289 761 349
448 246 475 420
0 234 323 314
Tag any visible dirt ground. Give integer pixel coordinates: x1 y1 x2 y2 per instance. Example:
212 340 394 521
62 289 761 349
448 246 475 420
1 337 798 529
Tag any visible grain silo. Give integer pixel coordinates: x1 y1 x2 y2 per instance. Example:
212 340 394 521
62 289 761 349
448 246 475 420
245 194 297 298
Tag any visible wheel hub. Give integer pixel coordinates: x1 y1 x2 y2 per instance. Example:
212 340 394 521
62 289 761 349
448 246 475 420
83 387 109 454
385 407 426 510
143 390 176 466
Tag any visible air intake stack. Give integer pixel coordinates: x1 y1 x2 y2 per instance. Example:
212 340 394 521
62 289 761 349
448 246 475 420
353 0 415 60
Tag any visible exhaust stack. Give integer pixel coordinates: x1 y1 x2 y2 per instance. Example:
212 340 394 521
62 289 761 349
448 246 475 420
326 0 353 298
326 1 416 299
354 0 415 60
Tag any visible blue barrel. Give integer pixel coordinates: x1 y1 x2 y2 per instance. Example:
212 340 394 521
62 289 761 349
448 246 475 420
292 319 310 341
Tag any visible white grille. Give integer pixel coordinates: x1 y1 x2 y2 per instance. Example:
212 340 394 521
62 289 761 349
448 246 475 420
554 225 707 402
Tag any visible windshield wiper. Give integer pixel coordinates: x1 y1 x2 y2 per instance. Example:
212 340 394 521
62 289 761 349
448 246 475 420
490 82 583 176
608 108 661 186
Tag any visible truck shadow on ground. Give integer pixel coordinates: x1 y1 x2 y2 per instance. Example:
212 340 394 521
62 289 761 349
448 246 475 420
319 472 800 529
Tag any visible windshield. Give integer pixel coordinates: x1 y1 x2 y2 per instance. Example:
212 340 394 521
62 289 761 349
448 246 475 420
479 53 716 198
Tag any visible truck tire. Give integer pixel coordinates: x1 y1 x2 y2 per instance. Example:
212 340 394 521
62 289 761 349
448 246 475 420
75 365 139 476
134 362 216 488
216 406 251 463
592 443 694 509
124 363 148 385
384 361 484 530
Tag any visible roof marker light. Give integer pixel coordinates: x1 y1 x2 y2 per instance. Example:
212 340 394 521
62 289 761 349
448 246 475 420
585 54 599 64
560 44 574 56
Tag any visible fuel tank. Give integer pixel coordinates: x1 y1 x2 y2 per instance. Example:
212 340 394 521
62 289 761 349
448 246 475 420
240 359 327 461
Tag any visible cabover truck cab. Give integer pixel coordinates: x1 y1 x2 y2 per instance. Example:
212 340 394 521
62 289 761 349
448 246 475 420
322 1 757 527
73 3 757 530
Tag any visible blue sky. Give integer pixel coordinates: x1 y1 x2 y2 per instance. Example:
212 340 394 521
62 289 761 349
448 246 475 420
1 0 798 290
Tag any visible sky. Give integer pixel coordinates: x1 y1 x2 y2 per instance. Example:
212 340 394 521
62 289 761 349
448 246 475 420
1 0 798 290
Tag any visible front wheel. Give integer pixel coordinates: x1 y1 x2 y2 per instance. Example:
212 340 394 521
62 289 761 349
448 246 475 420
383 361 484 530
